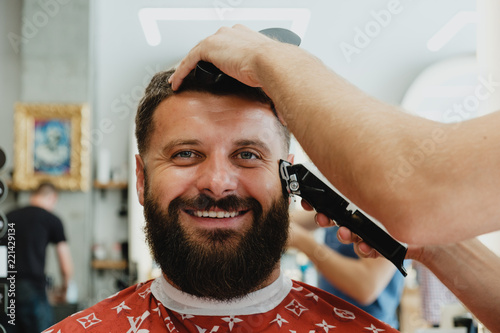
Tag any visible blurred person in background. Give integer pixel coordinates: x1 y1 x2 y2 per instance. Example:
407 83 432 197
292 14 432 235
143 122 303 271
3 182 73 333
288 210 405 329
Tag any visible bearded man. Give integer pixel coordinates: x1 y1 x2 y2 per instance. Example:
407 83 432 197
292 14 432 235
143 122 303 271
44 68 398 332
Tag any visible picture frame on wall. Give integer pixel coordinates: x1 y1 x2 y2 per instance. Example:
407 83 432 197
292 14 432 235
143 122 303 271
13 103 90 191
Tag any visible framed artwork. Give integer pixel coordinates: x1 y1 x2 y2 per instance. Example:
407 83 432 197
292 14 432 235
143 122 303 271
13 103 90 191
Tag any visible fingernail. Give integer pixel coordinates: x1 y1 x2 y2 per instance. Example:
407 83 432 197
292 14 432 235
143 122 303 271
336 233 344 242
359 244 371 255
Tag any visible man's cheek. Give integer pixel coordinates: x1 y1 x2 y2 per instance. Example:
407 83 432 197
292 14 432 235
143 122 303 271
150 177 184 202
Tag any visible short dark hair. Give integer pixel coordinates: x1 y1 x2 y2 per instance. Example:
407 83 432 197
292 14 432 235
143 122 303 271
34 182 57 196
135 69 290 155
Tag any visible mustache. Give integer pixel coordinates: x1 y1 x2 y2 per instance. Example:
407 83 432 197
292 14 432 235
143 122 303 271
174 193 257 212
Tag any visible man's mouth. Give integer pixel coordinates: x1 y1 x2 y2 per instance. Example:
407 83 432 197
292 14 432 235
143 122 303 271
185 209 248 219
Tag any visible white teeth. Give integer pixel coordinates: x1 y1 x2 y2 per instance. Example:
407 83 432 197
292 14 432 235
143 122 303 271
193 210 239 218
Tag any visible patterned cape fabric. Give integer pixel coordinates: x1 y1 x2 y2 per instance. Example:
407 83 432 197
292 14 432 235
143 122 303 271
44 276 398 332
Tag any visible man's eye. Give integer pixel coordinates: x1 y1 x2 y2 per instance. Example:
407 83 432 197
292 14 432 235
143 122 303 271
238 151 257 160
174 151 195 158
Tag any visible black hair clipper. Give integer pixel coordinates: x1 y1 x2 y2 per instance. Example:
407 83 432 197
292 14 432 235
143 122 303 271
280 160 407 276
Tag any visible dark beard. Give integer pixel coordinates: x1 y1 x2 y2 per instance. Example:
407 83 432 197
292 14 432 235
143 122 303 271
143 178 290 301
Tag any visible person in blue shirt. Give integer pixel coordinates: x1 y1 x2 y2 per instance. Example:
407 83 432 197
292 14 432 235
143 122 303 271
288 210 405 328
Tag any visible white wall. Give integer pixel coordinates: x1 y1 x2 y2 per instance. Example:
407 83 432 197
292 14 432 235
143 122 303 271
0 0 22 167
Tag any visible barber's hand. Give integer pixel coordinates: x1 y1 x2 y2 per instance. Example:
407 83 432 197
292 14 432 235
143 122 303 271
52 285 68 304
337 226 423 260
300 199 336 228
337 226 380 258
303 201 423 260
170 25 278 90
301 200 411 259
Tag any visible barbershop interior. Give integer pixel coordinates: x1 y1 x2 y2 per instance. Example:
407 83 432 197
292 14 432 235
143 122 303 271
1 1 499 332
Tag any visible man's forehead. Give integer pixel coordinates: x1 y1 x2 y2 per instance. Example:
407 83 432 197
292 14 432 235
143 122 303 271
155 92 277 127
148 91 288 155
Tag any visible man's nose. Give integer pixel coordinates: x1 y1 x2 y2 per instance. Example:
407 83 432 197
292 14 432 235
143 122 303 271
196 155 238 198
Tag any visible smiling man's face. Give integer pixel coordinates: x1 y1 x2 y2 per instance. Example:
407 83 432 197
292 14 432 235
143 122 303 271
135 91 293 300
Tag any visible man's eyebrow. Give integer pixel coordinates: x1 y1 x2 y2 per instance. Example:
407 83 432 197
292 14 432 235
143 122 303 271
234 139 271 154
161 139 202 153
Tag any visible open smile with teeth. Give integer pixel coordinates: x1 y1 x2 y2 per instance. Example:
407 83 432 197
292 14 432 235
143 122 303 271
186 210 246 218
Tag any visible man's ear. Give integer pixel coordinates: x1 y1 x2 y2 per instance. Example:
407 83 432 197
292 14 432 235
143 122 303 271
135 154 145 206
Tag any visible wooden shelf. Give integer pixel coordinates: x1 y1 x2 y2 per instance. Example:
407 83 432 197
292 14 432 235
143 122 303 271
93 180 127 190
3 179 20 192
91 259 128 270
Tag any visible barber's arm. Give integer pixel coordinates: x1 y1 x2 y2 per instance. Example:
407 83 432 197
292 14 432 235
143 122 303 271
410 239 500 332
56 241 73 298
171 25 500 245
288 211 396 305
338 228 500 331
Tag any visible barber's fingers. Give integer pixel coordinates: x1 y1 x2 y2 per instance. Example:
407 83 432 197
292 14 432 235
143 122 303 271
300 200 336 227
315 213 334 227
337 226 380 259
300 199 314 211
354 241 380 259
301 201 380 258
169 43 202 90
337 226 359 243
169 24 270 90
170 27 233 90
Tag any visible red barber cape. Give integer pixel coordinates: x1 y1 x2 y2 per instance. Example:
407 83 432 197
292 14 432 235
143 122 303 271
44 276 398 332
